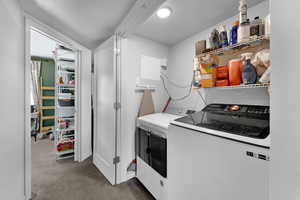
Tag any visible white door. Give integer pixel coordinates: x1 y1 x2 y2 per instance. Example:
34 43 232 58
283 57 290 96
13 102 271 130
77 49 93 162
93 36 120 185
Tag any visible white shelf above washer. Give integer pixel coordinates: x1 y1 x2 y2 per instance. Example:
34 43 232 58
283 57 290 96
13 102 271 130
196 83 270 90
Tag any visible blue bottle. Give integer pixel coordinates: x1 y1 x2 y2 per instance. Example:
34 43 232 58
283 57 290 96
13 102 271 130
242 53 257 84
230 21 239 45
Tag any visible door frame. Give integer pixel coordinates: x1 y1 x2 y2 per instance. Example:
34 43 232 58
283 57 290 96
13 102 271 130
114 33 122 184
24 14 91 200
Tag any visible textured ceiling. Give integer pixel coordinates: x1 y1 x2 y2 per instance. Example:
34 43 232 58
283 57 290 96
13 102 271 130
135 0 266 46
20 0 137 49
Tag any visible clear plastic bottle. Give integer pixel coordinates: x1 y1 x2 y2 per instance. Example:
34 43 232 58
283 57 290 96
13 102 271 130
239 0 248 24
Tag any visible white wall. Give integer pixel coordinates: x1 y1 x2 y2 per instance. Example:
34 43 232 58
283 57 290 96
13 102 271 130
120 35 169 181
270 1 300 200
167 0 270 112
0 0 25 199
30 30 56 58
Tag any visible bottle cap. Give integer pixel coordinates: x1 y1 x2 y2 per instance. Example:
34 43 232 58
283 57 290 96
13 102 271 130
241 52 253 60
232 21 240 27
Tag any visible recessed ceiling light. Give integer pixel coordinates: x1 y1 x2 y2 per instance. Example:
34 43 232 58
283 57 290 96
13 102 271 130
156 7 172 19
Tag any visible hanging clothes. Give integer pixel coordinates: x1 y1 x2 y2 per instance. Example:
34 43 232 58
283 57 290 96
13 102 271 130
30 60 41 109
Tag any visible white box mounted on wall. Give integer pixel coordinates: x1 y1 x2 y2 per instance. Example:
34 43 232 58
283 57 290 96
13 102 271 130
136 55 167 89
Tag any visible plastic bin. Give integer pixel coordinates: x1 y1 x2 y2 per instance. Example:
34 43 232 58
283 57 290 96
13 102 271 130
58 99 74 107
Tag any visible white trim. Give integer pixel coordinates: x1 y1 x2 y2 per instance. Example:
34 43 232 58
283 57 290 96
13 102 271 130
24 13 89 51
75 50 81 162
115 34 122 184
24 14 91 200
24 16 31 200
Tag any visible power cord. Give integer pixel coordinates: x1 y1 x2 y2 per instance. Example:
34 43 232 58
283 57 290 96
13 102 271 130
160 72 191 88
197 89 207 106
160 72 194 102
160 70 208 106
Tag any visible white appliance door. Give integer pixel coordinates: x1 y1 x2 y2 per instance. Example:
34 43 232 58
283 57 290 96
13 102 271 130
93 36 119 185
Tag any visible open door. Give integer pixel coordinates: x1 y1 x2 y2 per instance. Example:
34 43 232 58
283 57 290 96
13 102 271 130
93 35 120 185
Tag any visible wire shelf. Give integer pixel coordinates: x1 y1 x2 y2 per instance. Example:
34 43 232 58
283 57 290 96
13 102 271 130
196 83 270 90
196 35 270 57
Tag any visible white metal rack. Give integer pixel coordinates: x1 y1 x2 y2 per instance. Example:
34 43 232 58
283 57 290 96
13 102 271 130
54 46 77 160
201 83 270 90
196 35 270 57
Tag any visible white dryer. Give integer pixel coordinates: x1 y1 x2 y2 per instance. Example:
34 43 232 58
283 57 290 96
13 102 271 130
136 113 181 200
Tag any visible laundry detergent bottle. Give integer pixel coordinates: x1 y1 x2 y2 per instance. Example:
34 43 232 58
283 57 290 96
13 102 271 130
241 53 257 84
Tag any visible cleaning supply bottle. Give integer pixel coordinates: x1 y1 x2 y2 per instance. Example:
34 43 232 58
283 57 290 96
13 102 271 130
241 53 257 84
229 59 242 86
219 25 229 47
239 0 248 24
230 21 239 45
238 19 250 43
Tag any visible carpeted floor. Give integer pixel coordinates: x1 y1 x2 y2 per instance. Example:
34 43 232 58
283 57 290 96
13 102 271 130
31 138 154 200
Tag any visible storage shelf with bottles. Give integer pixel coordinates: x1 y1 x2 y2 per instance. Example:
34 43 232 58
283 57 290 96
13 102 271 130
194 35 270 90
196 35 270 58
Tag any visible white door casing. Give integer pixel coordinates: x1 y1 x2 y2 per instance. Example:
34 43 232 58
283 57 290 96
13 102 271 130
24 15 92 200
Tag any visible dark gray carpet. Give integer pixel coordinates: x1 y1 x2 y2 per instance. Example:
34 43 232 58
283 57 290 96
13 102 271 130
32 138 154 200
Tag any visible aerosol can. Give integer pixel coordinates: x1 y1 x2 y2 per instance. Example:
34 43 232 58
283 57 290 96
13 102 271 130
241 53 257 84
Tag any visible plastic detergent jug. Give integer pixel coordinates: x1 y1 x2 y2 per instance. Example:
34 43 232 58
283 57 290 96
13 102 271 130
241 53 257 84
229 59 242 86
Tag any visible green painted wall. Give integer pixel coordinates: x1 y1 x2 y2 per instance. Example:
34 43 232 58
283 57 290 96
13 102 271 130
32 56 55 129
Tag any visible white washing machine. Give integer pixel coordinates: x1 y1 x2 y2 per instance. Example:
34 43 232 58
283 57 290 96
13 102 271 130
136 113 182 200
167 104 270 200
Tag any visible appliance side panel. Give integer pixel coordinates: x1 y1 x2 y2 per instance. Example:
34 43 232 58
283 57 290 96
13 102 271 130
270 1 300 200
167 125 269 200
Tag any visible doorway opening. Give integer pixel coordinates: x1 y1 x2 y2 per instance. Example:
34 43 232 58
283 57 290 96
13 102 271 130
25 16 93 200
27 24 80 199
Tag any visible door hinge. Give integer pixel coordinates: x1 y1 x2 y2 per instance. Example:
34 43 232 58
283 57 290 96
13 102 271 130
114 102 121 110
113 156 120 164
114 48 120 56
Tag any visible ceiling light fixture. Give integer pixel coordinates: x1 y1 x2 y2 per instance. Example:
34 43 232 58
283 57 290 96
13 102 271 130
156 7 172 19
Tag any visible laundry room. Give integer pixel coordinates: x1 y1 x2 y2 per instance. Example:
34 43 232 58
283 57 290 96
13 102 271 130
0 0 298 200
94 0 271 199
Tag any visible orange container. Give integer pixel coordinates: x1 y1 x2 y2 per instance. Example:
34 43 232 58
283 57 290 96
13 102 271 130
216 79 229 87
201 74 215 88
228 59 242 86
216 65 229 79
